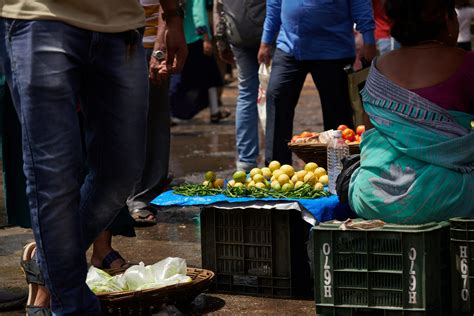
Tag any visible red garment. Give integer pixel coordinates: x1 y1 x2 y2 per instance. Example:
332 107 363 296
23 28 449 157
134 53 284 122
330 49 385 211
373 0 391 40
411 52 474 114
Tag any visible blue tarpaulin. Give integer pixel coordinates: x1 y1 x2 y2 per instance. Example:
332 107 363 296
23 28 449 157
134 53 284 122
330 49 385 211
151 190 354 224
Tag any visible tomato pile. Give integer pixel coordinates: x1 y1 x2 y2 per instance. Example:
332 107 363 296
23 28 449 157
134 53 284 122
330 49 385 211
337 124 365 144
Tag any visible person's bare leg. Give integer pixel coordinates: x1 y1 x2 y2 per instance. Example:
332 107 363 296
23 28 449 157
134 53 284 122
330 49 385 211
90 231 127 269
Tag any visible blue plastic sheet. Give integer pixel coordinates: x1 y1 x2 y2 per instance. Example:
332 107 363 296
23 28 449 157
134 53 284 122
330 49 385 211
151 190 354 223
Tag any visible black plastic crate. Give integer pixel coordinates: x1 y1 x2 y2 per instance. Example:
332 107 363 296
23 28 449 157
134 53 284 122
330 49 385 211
313 220 450 315
450 217 474 315
200 207 312 298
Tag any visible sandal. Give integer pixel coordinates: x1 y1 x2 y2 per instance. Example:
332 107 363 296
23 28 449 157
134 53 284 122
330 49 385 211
93 250 132 273
130 208 157 227
210 109 231 124
20 242 51 316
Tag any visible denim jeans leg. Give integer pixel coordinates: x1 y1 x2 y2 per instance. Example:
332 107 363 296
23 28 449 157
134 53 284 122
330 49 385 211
231 45 260 171
264 49 307 165
1 19 99 315
78 32 148 247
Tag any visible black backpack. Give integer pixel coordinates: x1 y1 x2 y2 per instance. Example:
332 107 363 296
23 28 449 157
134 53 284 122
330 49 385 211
222 0 266 48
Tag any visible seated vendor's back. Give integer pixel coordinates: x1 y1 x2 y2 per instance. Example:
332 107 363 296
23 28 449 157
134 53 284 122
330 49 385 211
377 48 474 113
348 0 474 224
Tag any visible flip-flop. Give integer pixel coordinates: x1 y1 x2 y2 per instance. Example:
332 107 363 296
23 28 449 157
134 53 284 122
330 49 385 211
20 242 51 316
130 208 157 227
93 250 133 274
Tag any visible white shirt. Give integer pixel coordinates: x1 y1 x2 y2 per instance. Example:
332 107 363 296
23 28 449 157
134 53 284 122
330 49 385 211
456 7 474 43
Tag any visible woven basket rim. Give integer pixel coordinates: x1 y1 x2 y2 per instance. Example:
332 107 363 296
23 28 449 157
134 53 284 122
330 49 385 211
288 142 360 149
96 267 214 301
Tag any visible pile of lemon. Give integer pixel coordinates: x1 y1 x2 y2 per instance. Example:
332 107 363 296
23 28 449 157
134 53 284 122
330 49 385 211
227 161 328 192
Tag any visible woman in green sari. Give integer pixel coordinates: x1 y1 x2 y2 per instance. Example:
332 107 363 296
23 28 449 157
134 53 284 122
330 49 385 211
349 0 474 224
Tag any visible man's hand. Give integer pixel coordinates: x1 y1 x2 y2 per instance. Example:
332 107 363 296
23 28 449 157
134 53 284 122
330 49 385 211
149 57 168 86
203 40 213 56
218 47 235 65
361 43 377 67
165 18 188 73
258 43 272 66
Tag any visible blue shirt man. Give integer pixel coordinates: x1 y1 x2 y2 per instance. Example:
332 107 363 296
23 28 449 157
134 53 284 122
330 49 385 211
259 0 376 165
260 0 375 61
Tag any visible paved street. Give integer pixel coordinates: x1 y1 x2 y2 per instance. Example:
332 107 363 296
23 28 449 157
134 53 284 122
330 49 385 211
0 75 325 315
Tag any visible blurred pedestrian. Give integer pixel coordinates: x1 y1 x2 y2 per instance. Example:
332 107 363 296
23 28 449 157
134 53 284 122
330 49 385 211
170 0 228 123
259 0 376 165
456 0 474 51
0 0 186 314
127 0 187 226
373 0 400 55
215 0 266 172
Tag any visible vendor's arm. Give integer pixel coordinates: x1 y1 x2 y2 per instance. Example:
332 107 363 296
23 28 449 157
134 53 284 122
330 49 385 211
149 6 169 85
352 0 376 64
258 0 282 65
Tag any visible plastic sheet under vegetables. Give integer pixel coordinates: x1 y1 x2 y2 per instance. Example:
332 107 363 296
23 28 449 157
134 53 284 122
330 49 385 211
86 257 192 293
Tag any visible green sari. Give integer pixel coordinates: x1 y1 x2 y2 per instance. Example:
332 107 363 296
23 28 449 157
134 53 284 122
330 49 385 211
349 66 474 224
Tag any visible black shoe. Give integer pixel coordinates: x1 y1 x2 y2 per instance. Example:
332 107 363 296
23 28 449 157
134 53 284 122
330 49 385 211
210 110 231 124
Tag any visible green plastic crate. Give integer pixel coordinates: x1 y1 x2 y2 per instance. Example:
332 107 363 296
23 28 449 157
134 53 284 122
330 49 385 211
313 220 450 315
201 207 312 298
450 217 474 315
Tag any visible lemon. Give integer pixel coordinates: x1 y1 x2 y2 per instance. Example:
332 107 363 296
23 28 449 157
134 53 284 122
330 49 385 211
304 162 318 173
253 174 264 183
295 181 304 189
261 167 272 179
227 179 236 187
304 172 316 185
318 174 329 185
282 182 294 192
270 175 275 182
280 164 295 177
314 167 327 179
278 174 290 185
296 170 307 181
234 182 244 187
245 177 252 184
213 178 224 188
291 174 298 183
314 182 324 191
250 168 263 177
203 180 211 187
271 181 281 191
272 169 284 179
233 170 247 183
268 160 281 172
255 182 266 189
205 171 217 182
247 180 256 188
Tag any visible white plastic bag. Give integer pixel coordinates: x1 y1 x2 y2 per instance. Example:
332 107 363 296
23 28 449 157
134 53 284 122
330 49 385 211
149 257 187 281
257 63 271 134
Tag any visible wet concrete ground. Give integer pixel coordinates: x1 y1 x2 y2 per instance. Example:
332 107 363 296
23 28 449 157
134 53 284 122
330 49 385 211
0 76 324 315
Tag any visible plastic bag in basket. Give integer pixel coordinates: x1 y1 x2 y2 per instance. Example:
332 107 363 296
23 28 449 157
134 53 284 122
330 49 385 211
257 63 271 134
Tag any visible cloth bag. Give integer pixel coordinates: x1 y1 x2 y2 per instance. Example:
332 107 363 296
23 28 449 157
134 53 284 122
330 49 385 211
257 63 271 134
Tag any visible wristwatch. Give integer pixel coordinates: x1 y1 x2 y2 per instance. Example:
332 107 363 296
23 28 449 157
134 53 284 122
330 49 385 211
162 6 185 21
152 50 166 61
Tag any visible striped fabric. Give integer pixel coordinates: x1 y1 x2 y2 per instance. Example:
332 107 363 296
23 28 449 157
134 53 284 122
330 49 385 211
140 0 160 48
349 64 474 224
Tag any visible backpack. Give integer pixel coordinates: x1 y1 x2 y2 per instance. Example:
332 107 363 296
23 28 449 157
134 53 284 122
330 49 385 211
222 0 266 48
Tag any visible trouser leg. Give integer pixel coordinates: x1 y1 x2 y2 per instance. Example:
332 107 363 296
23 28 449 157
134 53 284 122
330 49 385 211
231 45 260 170
265 49 307 165
310 58 355 131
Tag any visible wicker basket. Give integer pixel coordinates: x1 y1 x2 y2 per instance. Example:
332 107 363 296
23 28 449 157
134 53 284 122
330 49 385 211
97 267 215 315
288 142 360 169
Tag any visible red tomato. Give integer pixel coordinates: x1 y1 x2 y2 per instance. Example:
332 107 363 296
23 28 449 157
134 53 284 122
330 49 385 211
342 128 356 142
299 131 313 138
356 125 366 136
291 135 301 143
337 124 348 131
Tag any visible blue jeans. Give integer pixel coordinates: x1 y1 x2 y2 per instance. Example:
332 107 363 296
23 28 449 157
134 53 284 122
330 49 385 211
231 45 260 171
0 19 148 315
